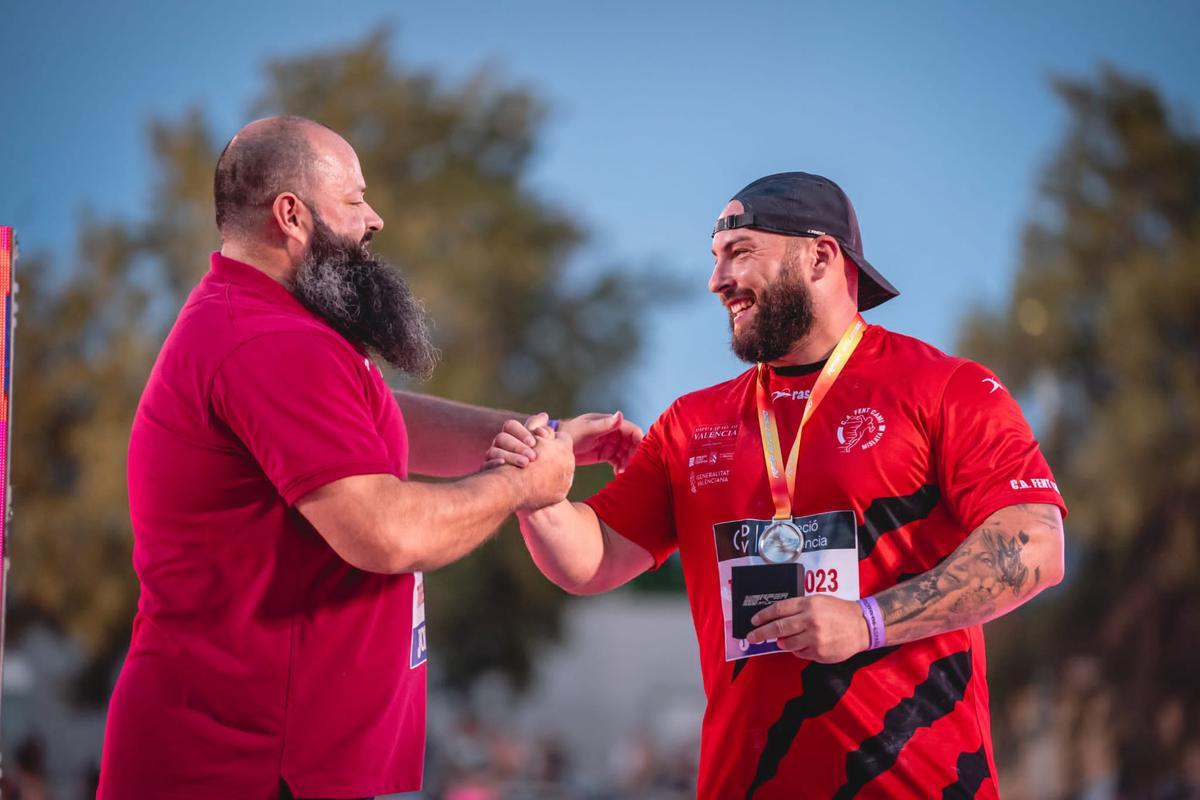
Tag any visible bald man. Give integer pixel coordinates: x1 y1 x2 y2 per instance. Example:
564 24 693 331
493 173 1067 798
98 116 640 800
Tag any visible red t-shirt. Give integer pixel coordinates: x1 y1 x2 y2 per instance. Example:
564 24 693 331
587 325 1065 800
100 253 427 799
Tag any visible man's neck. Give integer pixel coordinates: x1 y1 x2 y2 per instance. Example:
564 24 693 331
768 304 860 368
220 241 295 285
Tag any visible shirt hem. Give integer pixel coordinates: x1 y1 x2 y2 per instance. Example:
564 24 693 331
959 490 1067 535
282 461 398 506
281 777 421 797
584 497 676 569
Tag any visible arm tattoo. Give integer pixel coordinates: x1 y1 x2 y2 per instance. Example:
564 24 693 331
873 504 1059 644
992 529 1029 592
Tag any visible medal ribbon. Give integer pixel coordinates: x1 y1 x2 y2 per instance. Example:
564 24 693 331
755 315 867 520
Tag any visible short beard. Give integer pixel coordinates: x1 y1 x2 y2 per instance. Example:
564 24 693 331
289 213 439 379
730 257 816 364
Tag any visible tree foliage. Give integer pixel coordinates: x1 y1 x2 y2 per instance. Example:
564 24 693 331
10 29 667 699
960 68 1200 789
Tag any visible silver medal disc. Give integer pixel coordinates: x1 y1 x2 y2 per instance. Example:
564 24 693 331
758 521 803 564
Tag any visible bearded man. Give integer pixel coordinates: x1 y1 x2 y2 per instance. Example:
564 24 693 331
492 172 1067 798
98 116 638 800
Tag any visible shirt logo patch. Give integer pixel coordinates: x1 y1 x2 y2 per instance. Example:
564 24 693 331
688 450 735 468
689 468 732 493
1011 477 1059 492
982 377 1005 394
836 407 887 452
771 388 812 402
691 423 738 445
688 423 738 492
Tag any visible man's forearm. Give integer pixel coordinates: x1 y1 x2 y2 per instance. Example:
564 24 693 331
299 427 576 576
388 468 526 572
518 501 606 593
518 502 652 594
872 503 1064 645
393 390 526 477
300 467 528 575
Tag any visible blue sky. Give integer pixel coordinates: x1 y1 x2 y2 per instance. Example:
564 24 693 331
3 0 1198 424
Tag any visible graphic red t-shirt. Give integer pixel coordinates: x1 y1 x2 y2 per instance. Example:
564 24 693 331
587 325 1065 800
100 253 427 800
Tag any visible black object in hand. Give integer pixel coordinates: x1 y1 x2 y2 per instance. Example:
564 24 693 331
732 563 803 640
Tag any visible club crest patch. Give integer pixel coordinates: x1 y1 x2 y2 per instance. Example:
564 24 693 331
836 407 886 452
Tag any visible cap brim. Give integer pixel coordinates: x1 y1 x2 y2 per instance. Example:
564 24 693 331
843 247 899 311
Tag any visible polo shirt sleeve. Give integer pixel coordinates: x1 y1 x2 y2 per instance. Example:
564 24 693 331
584 413 678 568
933 360 1067 534
211 331 396 505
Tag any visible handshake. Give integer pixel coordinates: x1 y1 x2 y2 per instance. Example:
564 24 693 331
483 411 643 511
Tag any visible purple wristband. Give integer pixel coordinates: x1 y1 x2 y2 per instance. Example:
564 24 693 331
858 596 886 650
548 419 560 432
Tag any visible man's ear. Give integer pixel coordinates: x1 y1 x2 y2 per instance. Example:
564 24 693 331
270 192 311 247
810 235 842 280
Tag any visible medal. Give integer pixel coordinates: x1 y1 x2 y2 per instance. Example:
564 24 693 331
758 520 803 563
755 315 866 525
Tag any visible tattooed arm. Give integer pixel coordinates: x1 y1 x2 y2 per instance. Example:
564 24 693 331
746 503 1064 662
873 503 1065 644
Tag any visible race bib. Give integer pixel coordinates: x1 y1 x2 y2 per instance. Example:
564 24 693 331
712 510 859 661
410 571 428 668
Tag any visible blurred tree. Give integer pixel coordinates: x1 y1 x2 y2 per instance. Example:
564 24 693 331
9 29 675 700
9 227 157 697
960 68 1200 792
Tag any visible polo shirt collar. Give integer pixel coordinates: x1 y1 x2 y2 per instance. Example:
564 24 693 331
208 251 374 357
210 251 306 308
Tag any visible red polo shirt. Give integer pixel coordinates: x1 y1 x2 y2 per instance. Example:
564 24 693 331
100 253 427 799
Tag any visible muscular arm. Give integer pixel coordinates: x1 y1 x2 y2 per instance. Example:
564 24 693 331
297 433 575 574
517 501 654 595
873 502 1065 644
747 502 1064 662
393 390 524 477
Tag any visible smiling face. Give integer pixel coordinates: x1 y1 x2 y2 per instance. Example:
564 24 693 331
709 200 820 364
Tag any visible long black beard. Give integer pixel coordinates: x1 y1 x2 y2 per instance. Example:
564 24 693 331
289 214 439 378
730 261 816 364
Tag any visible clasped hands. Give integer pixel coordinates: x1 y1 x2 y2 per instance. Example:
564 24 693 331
485 411 644 510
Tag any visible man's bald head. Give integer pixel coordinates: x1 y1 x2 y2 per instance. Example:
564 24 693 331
213 115 328 237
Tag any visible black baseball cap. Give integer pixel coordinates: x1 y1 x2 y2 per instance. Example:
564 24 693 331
712 172 899 311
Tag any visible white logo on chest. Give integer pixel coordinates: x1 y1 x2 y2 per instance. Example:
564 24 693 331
836 407 887 453
687 422 737 492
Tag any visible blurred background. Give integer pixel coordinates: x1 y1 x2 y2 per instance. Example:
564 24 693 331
1 1 1198 797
